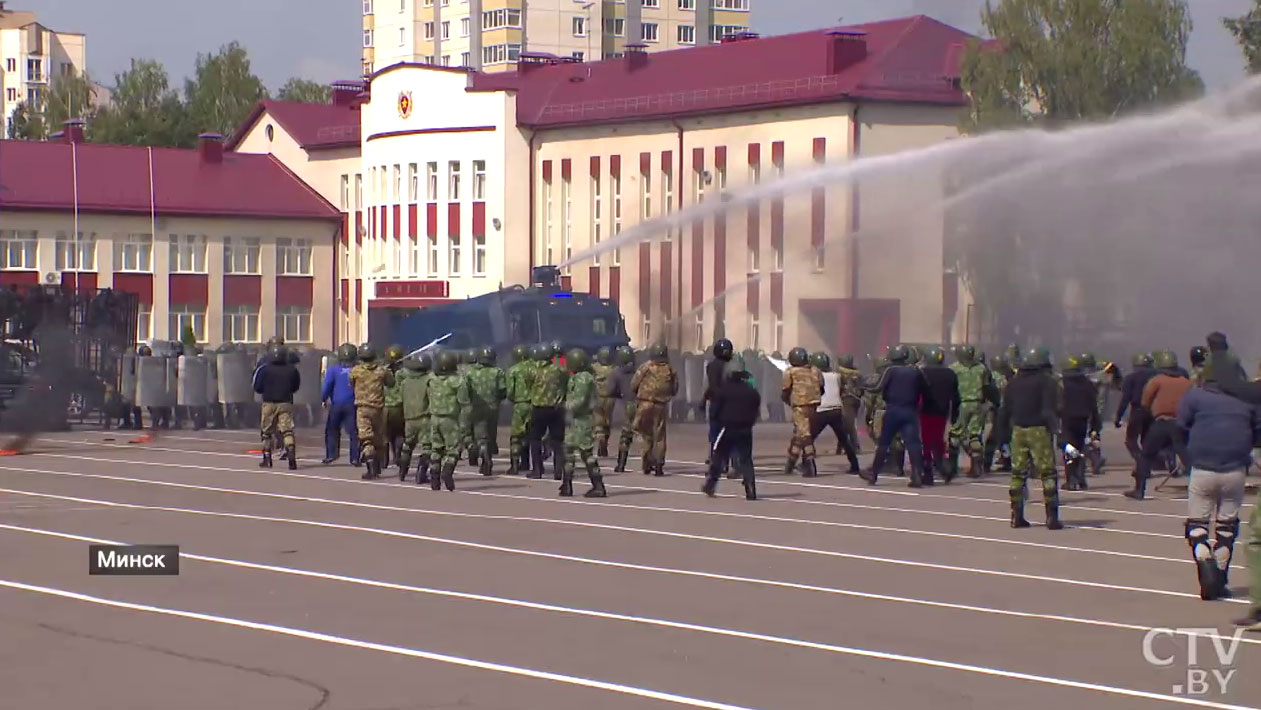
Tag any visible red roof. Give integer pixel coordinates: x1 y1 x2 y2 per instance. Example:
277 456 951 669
0 139 341 221
470 16 976 128
226 100 361 151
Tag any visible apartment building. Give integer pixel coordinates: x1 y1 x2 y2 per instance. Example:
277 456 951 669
359 0 749 74
0 4 86 136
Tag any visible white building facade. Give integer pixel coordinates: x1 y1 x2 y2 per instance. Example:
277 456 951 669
0 8 86 136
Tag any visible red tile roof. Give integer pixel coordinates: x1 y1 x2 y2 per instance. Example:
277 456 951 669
0 139 341 221
226 100 361 151
470 16 975 128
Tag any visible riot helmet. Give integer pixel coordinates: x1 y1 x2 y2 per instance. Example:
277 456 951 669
713 338 734 361
788 347 809 367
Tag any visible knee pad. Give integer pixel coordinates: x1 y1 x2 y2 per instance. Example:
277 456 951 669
1215 518 1240 546
1186 519 1212 558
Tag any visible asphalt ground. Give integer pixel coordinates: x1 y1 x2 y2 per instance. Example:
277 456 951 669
0 422 1258 710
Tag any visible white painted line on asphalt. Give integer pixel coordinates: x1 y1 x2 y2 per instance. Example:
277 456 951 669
0 577 763 710
0 492 1251 644
0 465 1235 603
0 574 1255 709
19 448 1185 540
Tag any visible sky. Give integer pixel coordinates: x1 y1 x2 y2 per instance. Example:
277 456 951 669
22 0 1256 92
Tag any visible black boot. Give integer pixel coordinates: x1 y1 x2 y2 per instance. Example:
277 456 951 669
783 457 798 477
654 463 665 477
506 449 519 476
479 445 493 476
702 473 719 497
908 463 924 489
597 439 609 458
527 443 544 479
743 475 757 501
803 458 818 478
1124 475 1146 500
416 456 431 485
552 443 564 481
1010 501 1031 528
286 445 297 470
361 457 380 481
430 458 444 490
614 447 629 473
1045 504 1064 530
861 451 884 485
468 448 478 467
441 461 456 491
559 464 575 497
585 465 608 498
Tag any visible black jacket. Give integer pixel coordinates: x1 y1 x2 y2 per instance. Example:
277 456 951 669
254 362 301 404
703 357 730 406
1059 371 1101 432
999 369 1058 431
878 365 929 410
920 365 960 420
1116 367 1156 420
711 375 762 432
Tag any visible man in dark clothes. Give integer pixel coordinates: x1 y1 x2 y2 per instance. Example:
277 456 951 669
1116 352 1157 472
703 355 762 501
253 344 302 470
1127 350 1193 500
1000 347 1063 530
919 347 960 485
861 344 929 488
702 338 735 469
1058 355 1101 492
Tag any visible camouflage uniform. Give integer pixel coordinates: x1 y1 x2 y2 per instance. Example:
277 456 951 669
781 361 823 471
398 360 433 484
948 360 991 476
348 358 394 478
529 348 568 480
630 354 678 475
607 350 639 473
836 363 863 454
592 354 616 455
985 362 1014 471
505 354 537 474
1000 351 1062 530
560 351 608 498
466 356 507 475
384 361 406 467
427 354 470 491
1009 426 1058 512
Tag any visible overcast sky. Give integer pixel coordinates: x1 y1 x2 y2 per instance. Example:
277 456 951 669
24 0 1255 91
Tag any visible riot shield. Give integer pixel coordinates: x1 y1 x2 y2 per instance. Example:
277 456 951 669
177 355 210 407
216 351 253 405
683 353 704 419
294 351 323 407
135 357 174 408
118 354 138 404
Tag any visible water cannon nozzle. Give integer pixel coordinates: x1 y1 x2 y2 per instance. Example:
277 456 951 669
531 265 561 288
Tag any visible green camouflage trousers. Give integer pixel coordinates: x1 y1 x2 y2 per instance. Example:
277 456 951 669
1010 425 1059 507
949 401 987 453
510 402 532 455
260 402 295 452
470 406 498 454
356 406 385 461
399 416 429 469
618 400 639 451
594 396 615 443
565 414 600 475
1248 501 1260 612
430 416 462 468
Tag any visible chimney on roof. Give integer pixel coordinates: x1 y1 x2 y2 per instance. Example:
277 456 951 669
198 133 224 165
331 80 364 106
826 30 868 74
62 119 85 144
624 43 648 72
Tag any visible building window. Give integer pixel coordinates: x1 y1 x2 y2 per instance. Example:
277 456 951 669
424 22 434 39
641 23 659 42
748 245 759 273
643 0 659 6
426 162 438 201
26 58 42 82
750 162 761 185
339 174 350 210
391 164 401 201
277 238 313 275
4 58 16 72
749 315 760 351
363 29 374 47
718 164 728 190
341 240 351 278
5 88 16 102
482 8 522 29
276 306 312 343
482 43 522 65
605 18 625 36
775 241 784 271
399 27 406 46
363 0 373 13
678 24 695 43
461 52 471 66
448 161 461 200
473 233 487 276
562 177 573 267
679 0 694 9
472 160 486 200
223 306 260 343
461 17 470 36
695 314 704 351
424 55 435 64
136 306 152 342
428 234 439 276
640 314 650 344
572 51 585 61
114 233 153 272
543 179 553 264
449 235 462 275
362 59 373 76
665 168 676 212
54 232 96 271
410 236 422 275
399 0 406 10
641 168 652 221
169 234 208 273
773 315 783 352
441 21 450 39
612 173 622 266
355 174 363 209
168 305 206 342
591 175 602 267
711 24 745 42
712 0 749 8
224 237 261 274
442 55 451 66
408 164 419 202
0 230 38 270
572 16 587 36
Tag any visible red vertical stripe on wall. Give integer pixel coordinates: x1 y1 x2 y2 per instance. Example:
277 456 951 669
379 206 387 238
715 146 727 171
692 147 704 171
770 272 783 316
447 204 460 236
542 160 552 182
408 205 419 237
393 205 401 239
638 243 651 314
426 203 438 238
747 278 759 312
0 271 37 287
770 198 784 251
661 150 672 172
560 275 573 290
561 158 571 181
609 266 621 304
660 243 672 319
714 213 727 295
60 272 98 292
340 280 349 311
811 188 825 249
747 204 760 251
168 274 209 305
691 220 703 307
342 213 350 244
223 275 262 306
112 273 153 304
639 152 651 174
813 137 827 162
590 156 601 178
472 202 486 235
276 276 315 308
609 155 621 177
588 266 601 298
747 143 760 165
354 212 363 243
771 141 785 167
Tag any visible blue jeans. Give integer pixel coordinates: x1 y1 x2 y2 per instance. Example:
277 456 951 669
325 402 359 463
877 405 924 466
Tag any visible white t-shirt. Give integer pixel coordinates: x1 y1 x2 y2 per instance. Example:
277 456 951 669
818 372 843 412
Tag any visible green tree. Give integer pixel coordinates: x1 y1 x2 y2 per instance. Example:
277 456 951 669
91 59 197 148
960 0 1202 131
184 41 269 139
277 78 332 104
43 70 97 130
1224 0 1261 73
6 102 45 140
180 324 198 351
